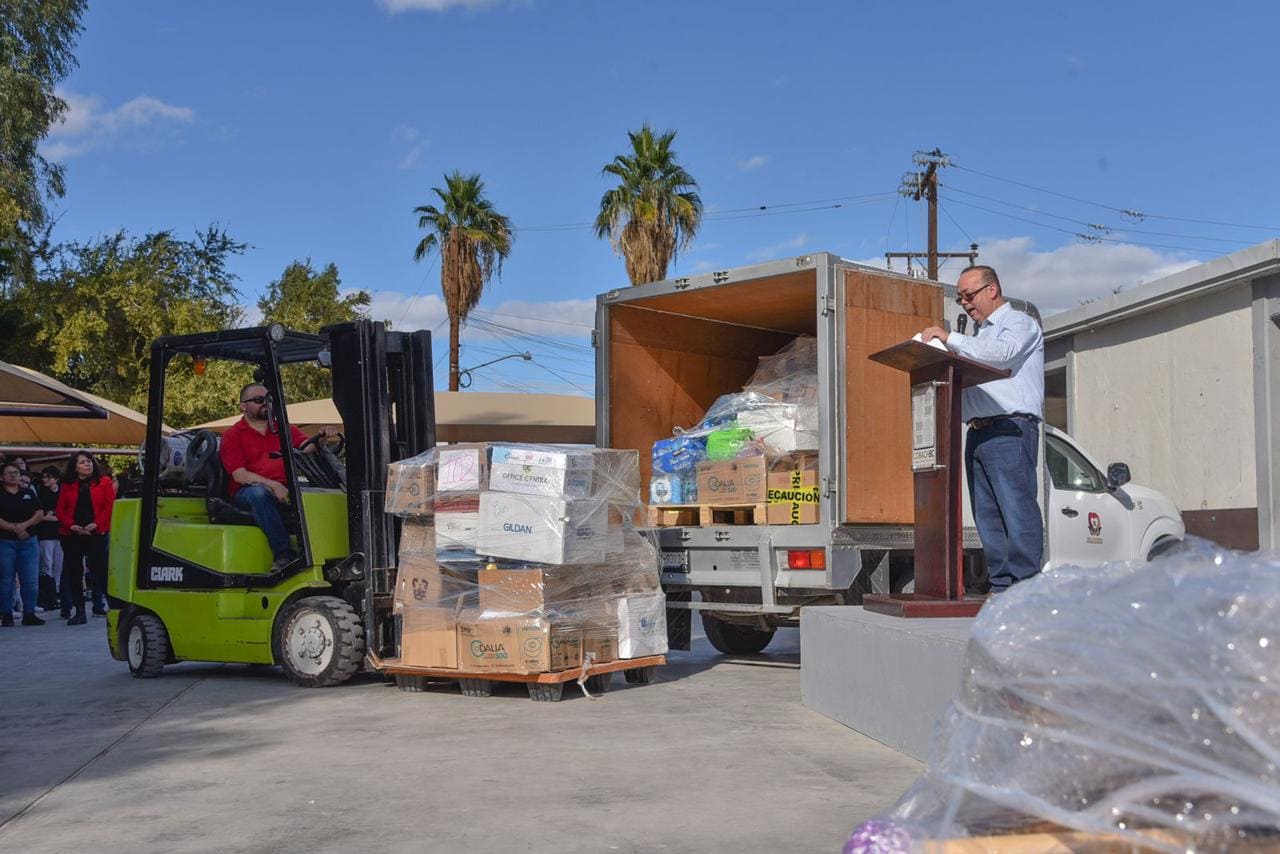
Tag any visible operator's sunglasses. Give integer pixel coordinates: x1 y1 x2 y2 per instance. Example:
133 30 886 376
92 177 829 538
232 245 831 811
241 395 270 405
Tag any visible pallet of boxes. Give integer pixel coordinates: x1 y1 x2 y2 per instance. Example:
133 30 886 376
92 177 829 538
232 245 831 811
375 443 667 702
646 337 821 534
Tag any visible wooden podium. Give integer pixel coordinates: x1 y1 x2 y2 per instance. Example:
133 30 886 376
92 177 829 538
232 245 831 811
862 340 1010 617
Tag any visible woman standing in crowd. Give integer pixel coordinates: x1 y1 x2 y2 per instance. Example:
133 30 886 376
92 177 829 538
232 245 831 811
56 451 115 626
0 462 45 626
36 467 66 616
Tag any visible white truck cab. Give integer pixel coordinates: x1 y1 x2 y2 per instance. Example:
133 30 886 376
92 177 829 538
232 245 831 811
1041 425 1184 567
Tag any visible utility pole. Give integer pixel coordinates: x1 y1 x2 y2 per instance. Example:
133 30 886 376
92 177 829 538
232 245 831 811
885 149 977 280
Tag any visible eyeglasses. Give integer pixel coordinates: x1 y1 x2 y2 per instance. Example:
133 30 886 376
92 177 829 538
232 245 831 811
2 469 19 477
955 282 993 304
241 395 270 405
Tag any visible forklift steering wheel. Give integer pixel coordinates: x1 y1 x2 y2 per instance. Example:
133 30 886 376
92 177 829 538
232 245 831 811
299 432 344 456
185 430 221 486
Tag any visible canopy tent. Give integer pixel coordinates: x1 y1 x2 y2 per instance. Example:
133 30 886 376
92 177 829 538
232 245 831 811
193 392 596 445
0 362 167 446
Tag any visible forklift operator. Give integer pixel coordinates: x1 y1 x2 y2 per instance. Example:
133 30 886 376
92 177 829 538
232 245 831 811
219 383 336 572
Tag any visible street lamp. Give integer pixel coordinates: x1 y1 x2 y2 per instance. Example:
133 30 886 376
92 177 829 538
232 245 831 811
457 352 532 389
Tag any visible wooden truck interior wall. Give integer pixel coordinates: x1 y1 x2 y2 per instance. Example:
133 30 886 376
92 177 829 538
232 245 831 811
607 270 816 490
843 270 943 524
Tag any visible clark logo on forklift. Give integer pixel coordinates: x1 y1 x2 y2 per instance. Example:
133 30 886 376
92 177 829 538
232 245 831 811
150 565 185 583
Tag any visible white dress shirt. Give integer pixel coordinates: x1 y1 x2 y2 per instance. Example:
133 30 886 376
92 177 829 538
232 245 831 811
944 302 1044 422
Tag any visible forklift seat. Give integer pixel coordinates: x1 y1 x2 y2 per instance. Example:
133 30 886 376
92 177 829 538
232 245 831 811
184 430 264 527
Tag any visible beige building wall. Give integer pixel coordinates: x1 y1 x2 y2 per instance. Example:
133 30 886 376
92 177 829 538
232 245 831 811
1069 282 1255 513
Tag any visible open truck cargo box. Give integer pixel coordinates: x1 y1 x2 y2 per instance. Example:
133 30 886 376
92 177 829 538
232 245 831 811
596 254 943 527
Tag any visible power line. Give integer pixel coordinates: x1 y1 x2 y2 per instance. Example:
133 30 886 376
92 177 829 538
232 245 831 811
470 308 593 330
938 200 975 245
950 161 1280 232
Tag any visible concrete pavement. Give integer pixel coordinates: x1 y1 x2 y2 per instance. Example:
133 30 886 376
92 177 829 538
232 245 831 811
0 617 921 853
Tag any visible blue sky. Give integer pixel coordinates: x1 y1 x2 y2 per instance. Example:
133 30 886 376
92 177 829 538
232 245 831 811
43 0 1280 395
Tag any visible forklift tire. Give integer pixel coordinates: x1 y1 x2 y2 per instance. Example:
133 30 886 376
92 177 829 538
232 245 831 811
584 673 612 694
527 682 565 702
701 613 776 656
275 596 364 688
624 666 655 685
458 678 493 698
126 614 170 679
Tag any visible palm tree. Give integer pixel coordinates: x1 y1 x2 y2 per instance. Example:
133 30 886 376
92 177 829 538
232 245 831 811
412 171 513 391
595 124 703 285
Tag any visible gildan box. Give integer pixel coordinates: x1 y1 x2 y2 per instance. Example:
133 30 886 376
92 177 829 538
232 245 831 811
397 607 458 669
456 610 582 674
385 460 434 516
476 492 608 565
766 453 820 525
394 556 478 610
488 446 593 499
437 446 488 493
695 457 767 505
615 593 668 659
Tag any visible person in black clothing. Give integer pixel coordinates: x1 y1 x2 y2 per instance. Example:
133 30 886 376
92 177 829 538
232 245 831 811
0 463 45 626
35 467 66 616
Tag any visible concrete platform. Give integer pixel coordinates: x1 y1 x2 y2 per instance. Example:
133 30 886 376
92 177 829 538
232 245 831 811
800 607 974 761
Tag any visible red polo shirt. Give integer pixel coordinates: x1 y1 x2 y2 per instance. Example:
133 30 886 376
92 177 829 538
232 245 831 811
219 417 309 498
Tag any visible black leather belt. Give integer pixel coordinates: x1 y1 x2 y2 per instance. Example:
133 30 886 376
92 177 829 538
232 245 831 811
968 414 1036 431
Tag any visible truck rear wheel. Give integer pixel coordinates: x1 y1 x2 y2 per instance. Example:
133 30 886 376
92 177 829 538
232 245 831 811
126 614 170 678
275 596 364 688
701 613 775 655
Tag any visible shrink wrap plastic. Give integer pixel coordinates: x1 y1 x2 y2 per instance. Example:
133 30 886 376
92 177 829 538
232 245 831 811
845 541 1280 854
386 444 666 674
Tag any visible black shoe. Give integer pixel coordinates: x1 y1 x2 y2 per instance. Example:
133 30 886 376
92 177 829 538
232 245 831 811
21 613 45 626
60 610 71 619
92 607 107 617
0 616 12 627
270 551 300 573
67 613 87 626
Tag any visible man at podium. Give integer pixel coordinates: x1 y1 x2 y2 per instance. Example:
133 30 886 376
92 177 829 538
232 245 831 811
921 265 1045 595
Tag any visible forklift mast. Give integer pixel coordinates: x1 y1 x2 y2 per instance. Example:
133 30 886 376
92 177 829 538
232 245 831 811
324 320 435 657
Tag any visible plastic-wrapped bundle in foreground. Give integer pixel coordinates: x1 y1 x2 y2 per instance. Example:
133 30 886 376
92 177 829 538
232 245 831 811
846 540 1280 854
384 444 664 675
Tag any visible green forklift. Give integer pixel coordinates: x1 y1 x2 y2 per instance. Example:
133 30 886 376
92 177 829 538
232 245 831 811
106 320 435 686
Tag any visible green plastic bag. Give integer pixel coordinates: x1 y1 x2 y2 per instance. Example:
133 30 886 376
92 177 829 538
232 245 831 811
705 425 754 460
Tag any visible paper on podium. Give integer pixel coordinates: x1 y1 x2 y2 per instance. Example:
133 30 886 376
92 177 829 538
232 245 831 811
910 332 949 352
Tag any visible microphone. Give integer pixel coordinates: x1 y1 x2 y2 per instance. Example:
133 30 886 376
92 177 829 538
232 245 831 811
956 314 968 335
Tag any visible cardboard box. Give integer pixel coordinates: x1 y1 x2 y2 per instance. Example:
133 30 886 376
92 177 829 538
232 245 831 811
766 452 820 525
385 460 434 516
394 556 479 610
476 492 607 565
456 610 582 674
435 511 480 552
488 446 593 498
582 619 619 664
397 607 458 669
437 446 488 493
398 519 434 557
615 593 668 659
477 565 590 614
695 457 767 505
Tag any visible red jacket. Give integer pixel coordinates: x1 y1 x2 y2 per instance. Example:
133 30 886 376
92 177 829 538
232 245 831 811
56 477 116 536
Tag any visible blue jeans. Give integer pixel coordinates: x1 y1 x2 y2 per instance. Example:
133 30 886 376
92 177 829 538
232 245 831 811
234 484 293 558
966 416 1044 591
0 538 40 616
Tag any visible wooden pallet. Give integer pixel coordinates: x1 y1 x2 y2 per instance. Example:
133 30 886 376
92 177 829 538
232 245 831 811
369 652 666 701
645 502 766 527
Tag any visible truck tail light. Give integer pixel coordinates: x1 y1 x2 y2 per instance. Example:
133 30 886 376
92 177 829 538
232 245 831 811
786 549 826 570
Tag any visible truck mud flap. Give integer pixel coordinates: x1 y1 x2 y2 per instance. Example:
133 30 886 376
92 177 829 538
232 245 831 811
665 590 692 651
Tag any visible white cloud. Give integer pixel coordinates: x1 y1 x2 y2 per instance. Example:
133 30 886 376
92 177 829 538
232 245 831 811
377 0 502 11
43 90 194 159
363 291 595 341
856 236 1199 316
747 233 811 262
392 124 426 170
736 155 769 172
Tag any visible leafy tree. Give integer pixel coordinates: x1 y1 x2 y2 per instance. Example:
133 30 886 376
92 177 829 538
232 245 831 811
595 124 702 285
0 0 86 289
412 171 512 391
258 260 370 403
23 227 249 428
